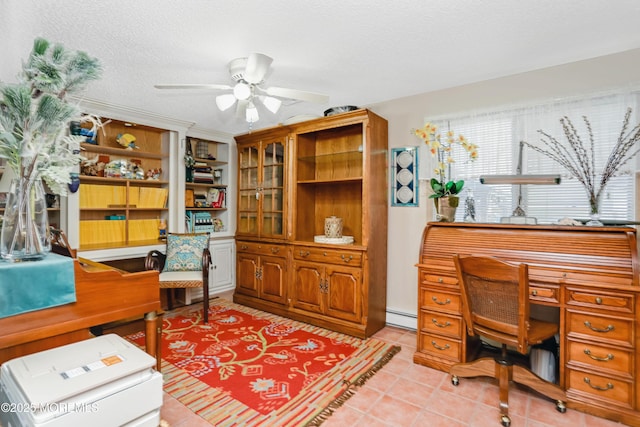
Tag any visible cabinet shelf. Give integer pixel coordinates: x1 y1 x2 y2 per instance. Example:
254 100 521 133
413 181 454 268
193 156 226 166
297 177 363 185
185 182 227 189
79 175 168 186
186 207 227 212
81 143 166 160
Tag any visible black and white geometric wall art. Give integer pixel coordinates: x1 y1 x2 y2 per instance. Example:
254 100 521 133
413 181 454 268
391 146 419 207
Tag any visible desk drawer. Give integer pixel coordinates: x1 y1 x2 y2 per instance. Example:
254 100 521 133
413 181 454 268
566 288 634 314
567 368 632 408
420 288 461 314
294 246 362 266
420 310 462 339
566 311 633 345
529 284 559 304
567 340 632 377
419 269 457 287
418 333 461 362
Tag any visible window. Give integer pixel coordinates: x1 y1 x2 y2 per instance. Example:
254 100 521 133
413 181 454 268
430 91 640 223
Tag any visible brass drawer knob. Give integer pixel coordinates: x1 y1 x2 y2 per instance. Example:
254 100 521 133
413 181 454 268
430 340 450 351
299 250 310 257
437 277 444 283
584 321 614 333
432 296 451 305
341 254 353 263
584 377 614 391
431 318 451 328
271 247 280 254
584 349 614 362
595 297 603 304
531 289 538 296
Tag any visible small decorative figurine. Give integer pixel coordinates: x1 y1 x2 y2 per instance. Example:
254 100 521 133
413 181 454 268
116 133 138 150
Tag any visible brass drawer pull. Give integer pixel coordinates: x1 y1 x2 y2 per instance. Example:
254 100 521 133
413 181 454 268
437 277 444 283
584 349 614 362
432 318 451 328
531 290 537 296
595 297 603 304
430 340 450 351
270 247 280 254
584 321 614 333
241 244 248 250
341 254 353 263
583 377 614 391
299 250 310 257
432 296 451 305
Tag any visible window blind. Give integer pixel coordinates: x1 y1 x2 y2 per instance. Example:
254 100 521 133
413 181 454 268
431 90 640 223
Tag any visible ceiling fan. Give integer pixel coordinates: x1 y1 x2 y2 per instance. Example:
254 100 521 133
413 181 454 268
154 53 329 123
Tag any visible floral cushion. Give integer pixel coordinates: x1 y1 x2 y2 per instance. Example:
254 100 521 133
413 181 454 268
163 233 209 272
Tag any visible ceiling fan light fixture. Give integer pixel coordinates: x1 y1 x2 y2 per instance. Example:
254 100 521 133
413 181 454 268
215 93 236 111
246 102 259 123
233 82 251 100
263 96 282 114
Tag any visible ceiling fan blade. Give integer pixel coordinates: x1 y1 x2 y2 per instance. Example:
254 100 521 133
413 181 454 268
265 86 329 104
243 53 273 84
154 83 232 90
235 99 249 118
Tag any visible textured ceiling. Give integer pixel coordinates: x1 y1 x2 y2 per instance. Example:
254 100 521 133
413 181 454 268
2 0 640 135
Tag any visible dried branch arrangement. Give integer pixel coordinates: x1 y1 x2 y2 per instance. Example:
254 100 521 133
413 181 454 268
523 107 640 213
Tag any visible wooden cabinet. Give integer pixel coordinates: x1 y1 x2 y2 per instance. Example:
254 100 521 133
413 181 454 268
235 240 288 306
291 245 363 324
184 137 229 236
76 119 170 250
416 222 640 426
235 129 288 239
233 109 388 338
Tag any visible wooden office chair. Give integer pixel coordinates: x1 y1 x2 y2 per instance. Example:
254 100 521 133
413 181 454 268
145 232 211 323
451 255 566 427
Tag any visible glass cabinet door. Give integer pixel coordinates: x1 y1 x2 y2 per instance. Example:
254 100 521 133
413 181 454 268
238 144 259 234
261 141 285 238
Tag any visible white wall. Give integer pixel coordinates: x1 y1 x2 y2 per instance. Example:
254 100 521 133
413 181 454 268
368 48 640 329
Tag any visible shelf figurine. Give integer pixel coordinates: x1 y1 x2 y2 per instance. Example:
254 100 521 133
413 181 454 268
116 133 138 150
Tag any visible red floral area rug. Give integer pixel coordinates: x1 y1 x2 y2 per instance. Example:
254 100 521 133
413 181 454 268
127 299 400 426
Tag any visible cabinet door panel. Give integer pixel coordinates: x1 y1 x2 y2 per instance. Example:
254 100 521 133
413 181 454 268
210 241 233 292
325 266 362 322
291 262 324 314
260 255 287 304
236 253 259 297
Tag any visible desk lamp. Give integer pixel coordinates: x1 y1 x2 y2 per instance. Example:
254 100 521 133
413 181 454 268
479 141 560 224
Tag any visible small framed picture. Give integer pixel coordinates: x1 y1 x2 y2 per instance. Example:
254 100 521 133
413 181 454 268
390 146 419 207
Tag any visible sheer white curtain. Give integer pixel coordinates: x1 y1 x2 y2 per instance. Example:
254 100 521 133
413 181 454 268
430 90 640 224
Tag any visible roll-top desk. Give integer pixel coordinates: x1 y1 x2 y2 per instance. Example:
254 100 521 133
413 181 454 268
415 222 640 425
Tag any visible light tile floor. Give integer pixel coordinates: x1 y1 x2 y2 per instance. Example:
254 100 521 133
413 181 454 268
160 322 625 427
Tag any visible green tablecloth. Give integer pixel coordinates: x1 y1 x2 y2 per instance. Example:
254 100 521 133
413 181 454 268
0 253 76 318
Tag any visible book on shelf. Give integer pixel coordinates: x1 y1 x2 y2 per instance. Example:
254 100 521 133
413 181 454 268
185 211 214 233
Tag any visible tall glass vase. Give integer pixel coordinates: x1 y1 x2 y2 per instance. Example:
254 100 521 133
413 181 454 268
586 192 603 227
0 178 51 261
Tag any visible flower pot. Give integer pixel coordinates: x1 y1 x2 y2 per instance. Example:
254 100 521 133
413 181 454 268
434 196 459 222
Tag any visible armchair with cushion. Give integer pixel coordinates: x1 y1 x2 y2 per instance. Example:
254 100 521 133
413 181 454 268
145 232 211 323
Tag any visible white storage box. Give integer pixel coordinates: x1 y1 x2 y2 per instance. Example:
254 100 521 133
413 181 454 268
0 334 162 427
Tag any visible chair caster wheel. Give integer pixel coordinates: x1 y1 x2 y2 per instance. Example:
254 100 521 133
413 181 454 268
451 375 459 386
501 415 511 427
556 400 566 413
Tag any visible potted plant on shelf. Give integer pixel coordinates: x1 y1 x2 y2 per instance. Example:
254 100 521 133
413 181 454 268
414 123 478 222
0 38 101 260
